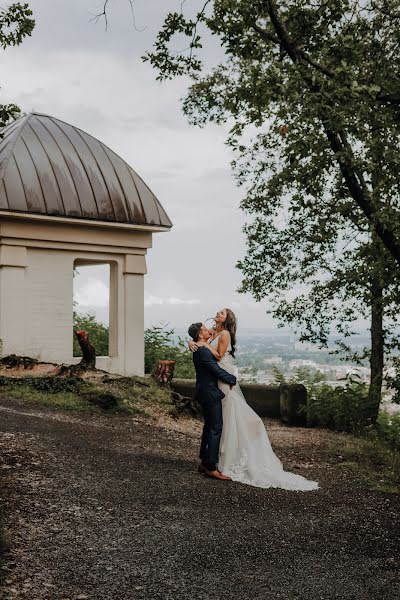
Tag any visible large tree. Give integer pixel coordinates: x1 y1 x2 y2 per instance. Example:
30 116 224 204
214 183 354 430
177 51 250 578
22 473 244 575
236 170 399 420
143 0 400 266
0 3 34 129
141 0 400 414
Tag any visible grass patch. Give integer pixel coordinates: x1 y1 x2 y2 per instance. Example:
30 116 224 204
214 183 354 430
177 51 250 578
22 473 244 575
1 384 100 412
327 432 400 493
0 375 173 416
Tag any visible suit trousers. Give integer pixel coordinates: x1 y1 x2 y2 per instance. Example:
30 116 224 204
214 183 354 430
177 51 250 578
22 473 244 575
199 397 223 471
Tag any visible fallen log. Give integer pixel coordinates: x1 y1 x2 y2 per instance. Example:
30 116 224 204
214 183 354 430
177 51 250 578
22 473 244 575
170 391 202 419
82 392 118 410
1 355 40 370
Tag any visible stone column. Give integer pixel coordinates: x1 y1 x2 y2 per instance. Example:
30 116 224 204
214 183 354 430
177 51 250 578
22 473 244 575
0 245 28 357
123 254 147 376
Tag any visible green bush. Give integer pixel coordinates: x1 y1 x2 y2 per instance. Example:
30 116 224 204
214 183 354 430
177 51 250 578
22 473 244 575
71 315 194 378
273 367 376 432
144 324 195 379
307 378 374 432
374 411 400 452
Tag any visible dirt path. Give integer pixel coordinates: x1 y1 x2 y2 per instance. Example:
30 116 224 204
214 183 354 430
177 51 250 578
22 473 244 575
0 396 399 600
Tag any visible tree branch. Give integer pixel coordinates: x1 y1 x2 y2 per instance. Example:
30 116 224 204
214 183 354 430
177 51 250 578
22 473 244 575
258 1 400 107
259 0 400 268
324 126 400 266
91 0 145 32
188 0 212 66
90 0 111 28
254 16 335 78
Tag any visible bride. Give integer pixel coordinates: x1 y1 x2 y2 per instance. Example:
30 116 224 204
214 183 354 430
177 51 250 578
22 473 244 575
190 308 319 491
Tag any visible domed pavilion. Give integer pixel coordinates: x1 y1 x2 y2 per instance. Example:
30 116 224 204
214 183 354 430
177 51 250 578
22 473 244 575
0 112 172 375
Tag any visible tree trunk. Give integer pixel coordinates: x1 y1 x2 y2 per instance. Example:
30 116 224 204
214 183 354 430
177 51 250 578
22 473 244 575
368 273 384 423
75 330 96 370
153 360 175 385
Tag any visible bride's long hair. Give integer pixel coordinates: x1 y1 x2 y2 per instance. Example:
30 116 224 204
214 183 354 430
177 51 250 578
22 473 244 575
222 308 237 357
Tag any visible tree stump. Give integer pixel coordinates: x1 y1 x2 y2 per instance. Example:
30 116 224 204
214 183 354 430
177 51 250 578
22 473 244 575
75 330 96 370
153 360 175 385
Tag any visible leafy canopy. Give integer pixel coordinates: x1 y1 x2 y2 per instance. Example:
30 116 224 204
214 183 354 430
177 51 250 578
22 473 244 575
144 0 400 267
143 0 400 368
0 3 35 128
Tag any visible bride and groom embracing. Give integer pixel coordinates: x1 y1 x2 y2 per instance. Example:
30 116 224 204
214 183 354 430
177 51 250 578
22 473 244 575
188 309 319 491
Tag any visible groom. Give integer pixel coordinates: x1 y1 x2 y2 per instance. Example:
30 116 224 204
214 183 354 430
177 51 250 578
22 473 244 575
188 322 237 481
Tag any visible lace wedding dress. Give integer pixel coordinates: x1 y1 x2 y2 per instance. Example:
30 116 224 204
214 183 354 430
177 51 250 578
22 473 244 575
211 336 319 491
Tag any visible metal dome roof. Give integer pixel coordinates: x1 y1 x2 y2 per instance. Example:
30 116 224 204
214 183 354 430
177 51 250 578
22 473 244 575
0 113 172 228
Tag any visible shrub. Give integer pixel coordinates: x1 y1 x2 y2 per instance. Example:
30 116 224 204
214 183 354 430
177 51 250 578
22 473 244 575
273 367 375 432
71 315 195 378
144 324 195 379
374 411 400 453
0 376 82 394
307 378 374 432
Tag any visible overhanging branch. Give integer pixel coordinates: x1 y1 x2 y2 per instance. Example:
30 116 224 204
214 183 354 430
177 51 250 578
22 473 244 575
260 0 400 268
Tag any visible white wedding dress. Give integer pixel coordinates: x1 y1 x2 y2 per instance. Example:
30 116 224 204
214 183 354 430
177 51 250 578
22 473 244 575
211 336 319 491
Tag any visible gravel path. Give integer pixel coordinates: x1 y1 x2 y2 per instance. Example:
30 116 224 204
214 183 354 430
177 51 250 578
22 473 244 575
0 396 399 600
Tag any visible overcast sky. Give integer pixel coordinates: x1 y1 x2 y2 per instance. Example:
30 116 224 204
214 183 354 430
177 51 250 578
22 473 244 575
1 0 282 331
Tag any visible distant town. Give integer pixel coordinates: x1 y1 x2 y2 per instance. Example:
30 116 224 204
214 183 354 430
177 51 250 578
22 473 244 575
234 330 372 386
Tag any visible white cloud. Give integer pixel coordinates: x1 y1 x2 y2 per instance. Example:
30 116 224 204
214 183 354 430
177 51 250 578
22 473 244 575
74 279 109 308
1 0 278 330
145 295 200 307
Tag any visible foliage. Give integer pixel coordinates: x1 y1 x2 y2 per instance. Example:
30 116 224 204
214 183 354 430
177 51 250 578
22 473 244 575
72 314 195 377
145 0 400 415
0 3 35 128
272 365 327 398
374 410 400 453
0 375 82 394
73 312 109 357
273 366 376 431
145 0 400 263
306 378 374 432
144 324 195 379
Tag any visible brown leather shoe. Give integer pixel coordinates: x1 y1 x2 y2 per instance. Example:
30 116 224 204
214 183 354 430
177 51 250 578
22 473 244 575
198 463 206 474
204 469 232 481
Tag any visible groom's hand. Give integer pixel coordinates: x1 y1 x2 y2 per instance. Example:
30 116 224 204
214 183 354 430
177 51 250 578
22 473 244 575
188 340 198 352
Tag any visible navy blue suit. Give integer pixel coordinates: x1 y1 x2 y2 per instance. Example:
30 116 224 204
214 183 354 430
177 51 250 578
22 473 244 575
193 346 237 471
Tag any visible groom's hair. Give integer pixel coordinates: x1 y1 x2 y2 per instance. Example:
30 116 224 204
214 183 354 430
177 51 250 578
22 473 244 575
188 322 203 342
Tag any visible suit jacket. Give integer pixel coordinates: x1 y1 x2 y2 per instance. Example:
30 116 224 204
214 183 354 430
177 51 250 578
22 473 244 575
192 346 237 404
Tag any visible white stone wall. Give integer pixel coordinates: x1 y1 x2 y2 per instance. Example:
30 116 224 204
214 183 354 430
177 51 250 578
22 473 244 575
0 216 158 376
25 248 74 362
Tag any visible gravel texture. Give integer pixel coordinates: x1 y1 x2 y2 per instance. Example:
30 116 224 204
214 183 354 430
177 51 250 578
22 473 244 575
0 395 399 600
